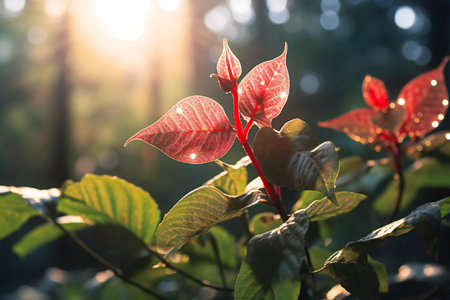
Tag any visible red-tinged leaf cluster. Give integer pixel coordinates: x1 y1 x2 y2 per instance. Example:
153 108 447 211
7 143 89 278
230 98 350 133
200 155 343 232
238 43 289 128
127 40 290 165
125 96 236 164
319 57 449 147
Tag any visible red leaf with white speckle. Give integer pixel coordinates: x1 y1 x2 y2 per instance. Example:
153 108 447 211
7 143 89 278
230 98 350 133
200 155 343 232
238 43 289 128
399 56 449 138
125 96 236 164
318 108 384 144
362 75 389 110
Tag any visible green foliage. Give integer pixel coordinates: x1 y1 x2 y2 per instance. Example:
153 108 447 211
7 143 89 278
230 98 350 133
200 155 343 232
0 192 41 239
13 219 88 258
253 119 339 204
374 158 450 215
249 212 283 235
156 186 262 249
302 191 366 221
235 211 309 300
205 157 249 195
325 197 449 297
181 226 237 269
59 174 160 244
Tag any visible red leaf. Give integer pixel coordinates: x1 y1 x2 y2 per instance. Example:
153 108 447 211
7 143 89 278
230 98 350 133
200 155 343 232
238 43 289 128
125 96 236 164
362 75 389 110
318 108 384 144
217 39 241 82
398 56 449 138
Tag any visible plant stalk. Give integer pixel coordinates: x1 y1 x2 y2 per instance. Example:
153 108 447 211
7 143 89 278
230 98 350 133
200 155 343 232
207 234 229 288
389 141 405 221
137 239 234 292
51 220 167 300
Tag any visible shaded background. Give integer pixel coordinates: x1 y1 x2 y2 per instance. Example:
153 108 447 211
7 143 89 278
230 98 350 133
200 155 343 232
0 0 449 298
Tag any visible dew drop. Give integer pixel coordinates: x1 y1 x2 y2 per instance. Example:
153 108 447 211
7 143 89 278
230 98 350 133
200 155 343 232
424 140 431 147
260 80 265 85
176 107 183 114
430 79 437 86
438 114 444 120
397 98 405 106
238 88 243 94
189 153 197 160
443 99 449 106
432 121 439 128
280 91 287 98
274 71 278 75
445 133 450 140
390 103 396 109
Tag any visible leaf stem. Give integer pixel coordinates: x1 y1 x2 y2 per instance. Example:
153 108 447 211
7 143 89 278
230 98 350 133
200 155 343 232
389 141 405 221
207 234 229 288
51 220 167 299
303 243 317 297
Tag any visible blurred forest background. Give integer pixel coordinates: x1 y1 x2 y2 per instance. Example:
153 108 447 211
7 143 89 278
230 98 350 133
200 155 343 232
0 0 449 299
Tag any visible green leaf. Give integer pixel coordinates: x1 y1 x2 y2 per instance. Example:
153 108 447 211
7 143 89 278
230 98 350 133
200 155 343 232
305 192 367 221
406 131 450 161
368 256 388 293
156 186 262 249
181 226 237 268
374 158 450 216
325 197 449 298
12 217 88 258
326 251 379 300
292 190 324 213
253 119 339 204
249 213 283 235
0 186 59 217
58 174 160 244
0 191 41 239
205 157 250 195
235 211 309 300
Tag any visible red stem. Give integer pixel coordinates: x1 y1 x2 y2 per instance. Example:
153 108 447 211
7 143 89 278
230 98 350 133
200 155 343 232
389 141 405 221
225 55 288 222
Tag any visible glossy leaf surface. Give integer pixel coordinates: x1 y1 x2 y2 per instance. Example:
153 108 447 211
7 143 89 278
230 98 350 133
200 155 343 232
254 119 339 203
374 158 450 216
156 186 262 249
13 218 88 258
0 191 41 239
59 174 160 244
238 44 289 128
319 108 381 144
362 75 389 110
125 96 236 164
235 211 309 300
399 57 449 138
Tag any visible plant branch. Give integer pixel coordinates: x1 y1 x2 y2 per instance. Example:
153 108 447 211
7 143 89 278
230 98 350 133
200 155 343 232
207 234 228 288
137 240 234 292
303 243 317 297
226 57 288 222
243 119 254 138
51 220 166 300
389 141 405 221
